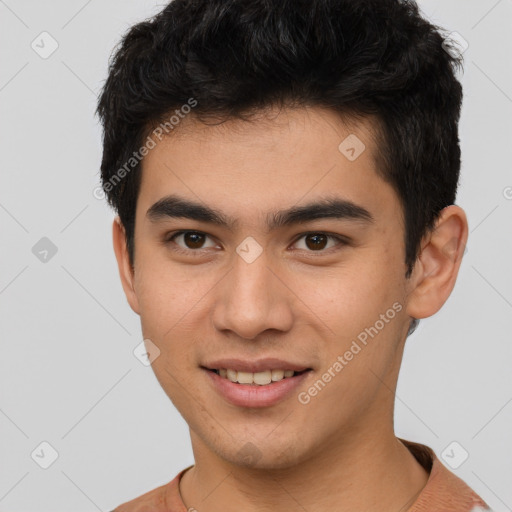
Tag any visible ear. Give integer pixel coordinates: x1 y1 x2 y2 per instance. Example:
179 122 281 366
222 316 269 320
405 205 468 319
112 216 140 315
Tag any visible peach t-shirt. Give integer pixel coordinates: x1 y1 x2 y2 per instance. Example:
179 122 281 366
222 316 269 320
113 438 491 511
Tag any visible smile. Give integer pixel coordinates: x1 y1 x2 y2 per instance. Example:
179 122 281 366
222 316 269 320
209 368 309 385
203 367 313 408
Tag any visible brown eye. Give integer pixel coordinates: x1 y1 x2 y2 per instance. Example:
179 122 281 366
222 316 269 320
293 232 346 253
305 234 328 250
167 231 218 252
182 232 206 249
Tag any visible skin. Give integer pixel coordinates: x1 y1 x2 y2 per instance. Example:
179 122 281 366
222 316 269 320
112 105 468 511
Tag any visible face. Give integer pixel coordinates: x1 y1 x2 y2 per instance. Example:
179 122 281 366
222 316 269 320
115 106 425 469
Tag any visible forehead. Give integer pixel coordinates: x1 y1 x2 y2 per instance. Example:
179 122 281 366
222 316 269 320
137 106 399 227
146 105 380 159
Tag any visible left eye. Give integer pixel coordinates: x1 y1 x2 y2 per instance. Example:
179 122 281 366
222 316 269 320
292 233 345 252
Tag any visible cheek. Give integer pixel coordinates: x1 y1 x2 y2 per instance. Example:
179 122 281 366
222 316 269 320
293 261 395 324
134 257 204 331
294 256 405 367
133 257 216 370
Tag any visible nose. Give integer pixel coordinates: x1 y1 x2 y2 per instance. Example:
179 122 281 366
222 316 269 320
212 247 294 340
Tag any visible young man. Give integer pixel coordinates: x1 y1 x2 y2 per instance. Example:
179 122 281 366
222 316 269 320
96 0 491 510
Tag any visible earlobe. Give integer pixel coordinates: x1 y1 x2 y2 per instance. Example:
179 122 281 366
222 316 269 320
112 216 140 315
405 205 468 320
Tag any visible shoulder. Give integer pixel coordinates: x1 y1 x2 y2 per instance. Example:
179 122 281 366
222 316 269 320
398 438 491 511
110 467 192 512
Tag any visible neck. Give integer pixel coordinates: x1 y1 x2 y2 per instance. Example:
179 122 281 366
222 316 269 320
178 426 429 512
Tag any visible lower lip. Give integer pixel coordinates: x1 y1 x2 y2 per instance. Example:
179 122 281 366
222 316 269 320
203 368 312 408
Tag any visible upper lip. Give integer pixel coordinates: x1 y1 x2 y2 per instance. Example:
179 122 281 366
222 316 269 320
202 358 312 373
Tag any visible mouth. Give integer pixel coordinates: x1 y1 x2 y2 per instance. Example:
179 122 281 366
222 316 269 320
204 367 312 386
202 365 313 408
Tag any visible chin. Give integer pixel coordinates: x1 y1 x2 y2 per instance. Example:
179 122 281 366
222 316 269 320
220 438 305 471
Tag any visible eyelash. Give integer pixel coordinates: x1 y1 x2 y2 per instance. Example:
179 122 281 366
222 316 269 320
164 230 348 256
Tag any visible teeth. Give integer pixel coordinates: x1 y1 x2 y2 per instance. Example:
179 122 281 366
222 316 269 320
216 368 301 385
254 370 272 385
271 369 285 381
237 371 254 384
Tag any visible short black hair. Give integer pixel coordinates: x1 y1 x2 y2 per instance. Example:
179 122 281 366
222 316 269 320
96 0 465 335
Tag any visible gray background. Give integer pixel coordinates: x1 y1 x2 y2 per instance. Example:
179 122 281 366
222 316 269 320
0 0 511 510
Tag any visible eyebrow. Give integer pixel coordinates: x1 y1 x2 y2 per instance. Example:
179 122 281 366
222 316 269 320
146 194 374 232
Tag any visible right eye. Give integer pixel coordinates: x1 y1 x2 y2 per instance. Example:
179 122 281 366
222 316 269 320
165 230 220 254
